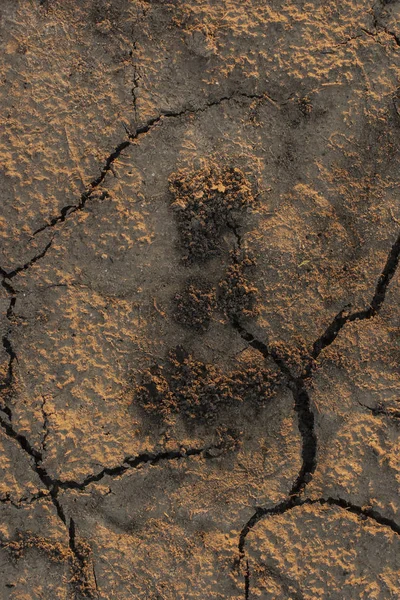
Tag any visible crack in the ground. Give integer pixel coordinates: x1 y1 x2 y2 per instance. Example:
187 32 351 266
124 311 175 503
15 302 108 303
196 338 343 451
331 23 400 50
92 561 99 597
244 559 250 600
358 400 400 421
1 287 18 421
0 402 224 596
244 494 400 536
0 490 49 508
0 280 229 598
131 64 140 122
0 278 225 594
1 62 399 595
309 231 400 365
0 296 216 598
68 517 99 599
232 319 317 500
232 319 318 597
0 335 16 395
233 230 400 598
386 29 400 46
55 443 224 492
1 278 16 297
306 497 400 535
1 210 399 599
320 31 372 54
0 412 65 521
0 267 225 595
372 0 400 46
0 89 281 288
31 90 278 241
0 238 55 281
360 27 385 45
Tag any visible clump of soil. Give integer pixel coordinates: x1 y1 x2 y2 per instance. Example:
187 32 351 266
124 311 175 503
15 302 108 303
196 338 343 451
7 533 67 564
169 165 255 262
136 346 279 424
173 277 216 332
218 250 258 321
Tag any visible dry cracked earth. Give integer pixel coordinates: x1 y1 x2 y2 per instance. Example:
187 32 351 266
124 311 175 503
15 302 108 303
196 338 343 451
0 1 400 599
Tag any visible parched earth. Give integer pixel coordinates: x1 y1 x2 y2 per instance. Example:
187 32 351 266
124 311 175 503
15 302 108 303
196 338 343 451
0 1 400 599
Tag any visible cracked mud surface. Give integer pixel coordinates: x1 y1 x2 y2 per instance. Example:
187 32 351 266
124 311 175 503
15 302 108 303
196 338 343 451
0 1 399 598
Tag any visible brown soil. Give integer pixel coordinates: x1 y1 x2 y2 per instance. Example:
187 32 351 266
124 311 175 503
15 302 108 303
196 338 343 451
173 277 216 332
136 345 280 425
169 165 255 263
217 250 258 322
0 1 399 599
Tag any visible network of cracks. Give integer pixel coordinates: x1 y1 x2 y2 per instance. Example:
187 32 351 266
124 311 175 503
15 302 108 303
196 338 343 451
1 99 400 598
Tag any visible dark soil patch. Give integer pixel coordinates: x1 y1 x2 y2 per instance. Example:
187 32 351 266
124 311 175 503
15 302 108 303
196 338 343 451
169 165 255 263
135 346 280 425
173 277 216 332
217 250 258 321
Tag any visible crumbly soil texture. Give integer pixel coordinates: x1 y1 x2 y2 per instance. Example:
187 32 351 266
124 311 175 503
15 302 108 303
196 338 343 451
0 1 400 599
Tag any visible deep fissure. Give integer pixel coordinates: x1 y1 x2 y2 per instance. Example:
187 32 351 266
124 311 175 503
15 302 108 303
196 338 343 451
309 231 400 364
233 230 400 598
